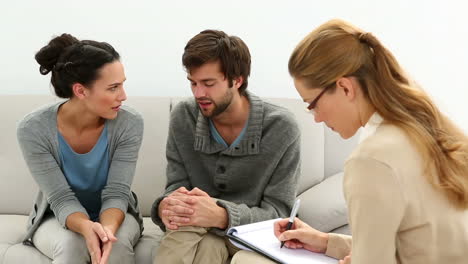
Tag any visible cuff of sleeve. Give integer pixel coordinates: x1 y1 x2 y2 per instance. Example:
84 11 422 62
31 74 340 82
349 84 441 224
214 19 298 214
214 199 241 235
100 198 128 216
56 201 89 228
151 195 167 232
325 233 352 260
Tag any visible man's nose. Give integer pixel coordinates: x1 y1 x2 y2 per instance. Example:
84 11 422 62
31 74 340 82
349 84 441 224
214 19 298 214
193 85 206 98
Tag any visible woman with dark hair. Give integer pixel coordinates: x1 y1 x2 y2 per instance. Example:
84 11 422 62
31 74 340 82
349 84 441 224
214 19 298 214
17 33 144 264
232 19 468 264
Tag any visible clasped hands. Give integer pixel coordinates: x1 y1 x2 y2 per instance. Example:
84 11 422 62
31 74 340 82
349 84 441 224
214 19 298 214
274 217 351 264
82 221 117 264
158 187 228 230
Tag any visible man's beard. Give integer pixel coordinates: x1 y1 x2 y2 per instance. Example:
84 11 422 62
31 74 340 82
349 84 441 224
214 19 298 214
198 88 233 118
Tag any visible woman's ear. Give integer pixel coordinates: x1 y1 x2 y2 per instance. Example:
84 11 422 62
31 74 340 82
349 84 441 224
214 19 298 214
72 83 88 99
336 77 357 101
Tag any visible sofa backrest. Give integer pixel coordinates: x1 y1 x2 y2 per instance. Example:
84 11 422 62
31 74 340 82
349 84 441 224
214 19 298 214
0 95 358 217
1 95 57 215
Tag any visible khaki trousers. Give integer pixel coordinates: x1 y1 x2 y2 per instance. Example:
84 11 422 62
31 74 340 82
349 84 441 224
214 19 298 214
153 226 240 264
230 250 276 264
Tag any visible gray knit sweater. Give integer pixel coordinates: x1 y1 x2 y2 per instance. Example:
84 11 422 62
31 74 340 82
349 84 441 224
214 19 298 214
17 101 144 243
151 93 301 235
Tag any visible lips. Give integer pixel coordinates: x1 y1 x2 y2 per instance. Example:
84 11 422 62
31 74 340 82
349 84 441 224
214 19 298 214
198 101 212 108
112 105 121 111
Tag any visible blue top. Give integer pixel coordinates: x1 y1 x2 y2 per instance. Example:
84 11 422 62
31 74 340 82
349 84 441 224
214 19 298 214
209 119 248 148
58 124 110 221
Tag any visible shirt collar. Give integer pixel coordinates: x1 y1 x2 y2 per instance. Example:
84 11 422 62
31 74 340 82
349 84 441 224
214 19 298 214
359 112 384 143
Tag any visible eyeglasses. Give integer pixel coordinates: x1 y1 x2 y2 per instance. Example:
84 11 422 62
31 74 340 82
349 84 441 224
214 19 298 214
305 84 334 115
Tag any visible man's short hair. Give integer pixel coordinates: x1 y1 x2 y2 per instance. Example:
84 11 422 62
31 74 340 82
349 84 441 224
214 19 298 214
182 30 251 94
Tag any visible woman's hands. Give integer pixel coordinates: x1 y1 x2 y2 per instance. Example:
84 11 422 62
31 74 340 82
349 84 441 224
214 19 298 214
82 221 117 264
274 217 329 253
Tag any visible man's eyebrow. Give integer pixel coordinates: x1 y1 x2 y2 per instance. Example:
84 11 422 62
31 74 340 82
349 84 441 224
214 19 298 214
186 77 217 82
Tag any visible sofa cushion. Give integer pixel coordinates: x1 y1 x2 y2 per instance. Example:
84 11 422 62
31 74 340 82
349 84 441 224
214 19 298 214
297 172 348 232
0 215 28 244
1 243 51 264
135 217 164 264
330 224 351 235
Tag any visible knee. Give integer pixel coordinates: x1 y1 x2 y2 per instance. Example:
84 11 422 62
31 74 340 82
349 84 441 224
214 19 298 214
231 250 273 264
198 234 226 252
108 239 135 264
161 226 209 245
54 231 89 261
196 234 228 259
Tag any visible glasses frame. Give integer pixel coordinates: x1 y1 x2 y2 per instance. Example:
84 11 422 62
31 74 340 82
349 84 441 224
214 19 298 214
306 83 335 113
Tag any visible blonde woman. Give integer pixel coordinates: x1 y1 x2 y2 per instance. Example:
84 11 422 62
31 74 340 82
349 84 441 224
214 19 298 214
232 19 468 264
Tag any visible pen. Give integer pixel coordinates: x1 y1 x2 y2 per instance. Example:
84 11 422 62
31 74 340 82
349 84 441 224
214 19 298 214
280 199 301 248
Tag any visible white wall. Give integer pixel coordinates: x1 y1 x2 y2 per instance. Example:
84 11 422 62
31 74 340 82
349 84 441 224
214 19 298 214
1 0 467 131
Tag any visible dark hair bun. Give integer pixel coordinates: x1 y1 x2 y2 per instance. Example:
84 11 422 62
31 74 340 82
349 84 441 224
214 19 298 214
35 33 79 75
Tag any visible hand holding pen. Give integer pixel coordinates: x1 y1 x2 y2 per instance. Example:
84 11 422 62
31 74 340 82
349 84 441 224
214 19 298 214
281 199 301 248
274 200 329 253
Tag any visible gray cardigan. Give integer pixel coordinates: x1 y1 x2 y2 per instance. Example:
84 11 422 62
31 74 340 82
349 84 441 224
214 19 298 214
151 93 301 235
17 101 144 243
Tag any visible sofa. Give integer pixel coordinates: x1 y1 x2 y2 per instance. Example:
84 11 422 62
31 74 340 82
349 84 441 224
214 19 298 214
0 94 359 264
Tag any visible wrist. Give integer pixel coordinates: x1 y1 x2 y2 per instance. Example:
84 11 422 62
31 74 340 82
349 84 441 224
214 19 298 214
77 219 94 237
318 232 329 253
102 223 117 235
215 206 228 229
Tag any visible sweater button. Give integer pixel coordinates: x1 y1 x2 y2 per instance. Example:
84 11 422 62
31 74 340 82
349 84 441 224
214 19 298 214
218 183 226 190
217 166 226 173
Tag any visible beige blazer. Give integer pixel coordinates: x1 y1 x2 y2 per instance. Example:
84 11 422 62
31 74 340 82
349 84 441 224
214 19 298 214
325 113 468 264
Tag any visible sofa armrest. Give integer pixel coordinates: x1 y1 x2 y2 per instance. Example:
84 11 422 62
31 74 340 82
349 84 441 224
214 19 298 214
297 172 348 232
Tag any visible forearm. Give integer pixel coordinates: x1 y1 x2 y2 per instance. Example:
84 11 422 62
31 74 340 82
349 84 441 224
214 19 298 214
100 208 125 234
66 212 93 236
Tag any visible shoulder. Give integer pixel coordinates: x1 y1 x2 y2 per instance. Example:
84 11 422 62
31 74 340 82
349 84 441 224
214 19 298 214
351 124 417 162
116 105 143 126
172 97 197 115
108 105 144 136
261 100 300 139
345 123 423 186
170 97 198 125
17 102 61 134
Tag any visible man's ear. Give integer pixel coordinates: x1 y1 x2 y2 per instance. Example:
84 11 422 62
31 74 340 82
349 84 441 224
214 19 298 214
336 77 356 101
72 83 88 99
233 76 244 90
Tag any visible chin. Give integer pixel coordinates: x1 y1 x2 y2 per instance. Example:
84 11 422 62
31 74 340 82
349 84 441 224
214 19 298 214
338 129 358 140
102 112 119 120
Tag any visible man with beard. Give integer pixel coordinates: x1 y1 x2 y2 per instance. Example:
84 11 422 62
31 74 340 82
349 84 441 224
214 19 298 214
151 30 301 264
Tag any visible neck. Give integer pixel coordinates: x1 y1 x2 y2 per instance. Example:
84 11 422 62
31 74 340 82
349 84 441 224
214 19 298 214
58 99 104 132
359 101 376 127
212 93 250 128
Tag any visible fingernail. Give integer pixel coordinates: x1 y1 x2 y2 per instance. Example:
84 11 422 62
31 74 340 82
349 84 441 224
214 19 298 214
103 237 108 242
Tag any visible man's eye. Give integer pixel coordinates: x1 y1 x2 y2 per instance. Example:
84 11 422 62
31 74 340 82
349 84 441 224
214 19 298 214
205 83 214 87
